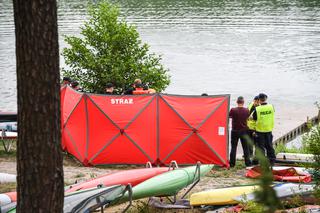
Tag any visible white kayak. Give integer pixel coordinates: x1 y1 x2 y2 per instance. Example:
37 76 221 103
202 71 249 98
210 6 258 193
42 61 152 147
235 183 315 202
0 173 16 184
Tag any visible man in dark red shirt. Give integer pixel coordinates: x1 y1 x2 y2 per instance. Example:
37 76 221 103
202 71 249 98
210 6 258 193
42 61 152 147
229 96 252 167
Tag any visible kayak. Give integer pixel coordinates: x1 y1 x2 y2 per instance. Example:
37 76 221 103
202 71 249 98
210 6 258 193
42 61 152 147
1 202 16 213
0 131 17 139
5 185 128 213
65 167 169 193
0 192 16 206
0 173 16 183
119 164 213 202
190 185 259 206
1 167 169 208
234 183 315 202
64 185 126 212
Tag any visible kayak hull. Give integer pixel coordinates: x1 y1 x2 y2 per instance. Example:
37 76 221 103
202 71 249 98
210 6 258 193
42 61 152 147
119 164 213 202
190 185 259 206
65 167 169 193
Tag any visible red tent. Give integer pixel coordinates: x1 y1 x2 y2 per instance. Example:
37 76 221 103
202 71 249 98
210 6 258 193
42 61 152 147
61 86 230 167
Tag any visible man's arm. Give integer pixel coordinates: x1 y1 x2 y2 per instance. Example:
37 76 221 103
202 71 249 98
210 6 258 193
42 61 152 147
253 109 257 121
229 109 233 118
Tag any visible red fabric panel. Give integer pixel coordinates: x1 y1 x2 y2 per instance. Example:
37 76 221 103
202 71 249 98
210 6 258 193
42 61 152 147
161 95 225 127
60 86 66 125
64 97 86 161
159 95 228 166
61 89 230 166
163 134 224 165
60 86 67 149
158 97 192 163
89 95 155 129
86 97 119 161
125 97 157 163
91 136 151 165
62 86 82 125
198 98 229 166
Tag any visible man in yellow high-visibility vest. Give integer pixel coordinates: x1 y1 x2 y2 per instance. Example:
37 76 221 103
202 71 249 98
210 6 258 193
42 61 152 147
252 93 276 165
247 96 259 159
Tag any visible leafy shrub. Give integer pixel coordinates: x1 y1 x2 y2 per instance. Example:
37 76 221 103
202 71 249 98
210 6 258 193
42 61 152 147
303 124 320 200
62 1 170 94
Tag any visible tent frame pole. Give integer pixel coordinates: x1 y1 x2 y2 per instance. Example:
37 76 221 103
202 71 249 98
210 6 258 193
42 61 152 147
181 162 201 199
122 184 133 213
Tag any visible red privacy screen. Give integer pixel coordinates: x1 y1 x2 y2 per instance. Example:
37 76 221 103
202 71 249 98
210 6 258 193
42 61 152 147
61 86 230 167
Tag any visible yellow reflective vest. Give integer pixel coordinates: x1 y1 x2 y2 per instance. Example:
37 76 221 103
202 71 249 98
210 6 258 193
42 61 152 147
256 104 275 132
247 102 256 130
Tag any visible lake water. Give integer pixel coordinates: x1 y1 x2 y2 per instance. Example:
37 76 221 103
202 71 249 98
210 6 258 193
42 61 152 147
1 0 320 138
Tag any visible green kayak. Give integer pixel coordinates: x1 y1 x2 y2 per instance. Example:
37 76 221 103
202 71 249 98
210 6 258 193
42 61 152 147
119 164 213 202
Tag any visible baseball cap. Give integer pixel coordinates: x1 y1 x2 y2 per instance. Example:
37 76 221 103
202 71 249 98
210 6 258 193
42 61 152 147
258 93 268 99
105 83 114 89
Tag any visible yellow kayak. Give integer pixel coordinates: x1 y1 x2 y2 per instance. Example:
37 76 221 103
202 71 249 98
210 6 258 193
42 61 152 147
190 185 259 206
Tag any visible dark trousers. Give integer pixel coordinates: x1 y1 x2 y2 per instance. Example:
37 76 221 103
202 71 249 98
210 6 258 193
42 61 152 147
256 132 276 165
229 130 252 167
247 130 256 157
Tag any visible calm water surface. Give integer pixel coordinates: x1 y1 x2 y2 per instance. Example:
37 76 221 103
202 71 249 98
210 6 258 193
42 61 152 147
1 0 320 137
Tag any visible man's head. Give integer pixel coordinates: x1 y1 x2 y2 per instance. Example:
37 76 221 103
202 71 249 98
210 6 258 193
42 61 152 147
105 83 114 93
258 93 268 103
133 79 142 88
62 77 71 85
253 95 259 106
236 96 244 106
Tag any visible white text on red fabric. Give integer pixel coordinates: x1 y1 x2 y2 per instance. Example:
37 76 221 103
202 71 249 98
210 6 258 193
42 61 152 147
111 98 134 104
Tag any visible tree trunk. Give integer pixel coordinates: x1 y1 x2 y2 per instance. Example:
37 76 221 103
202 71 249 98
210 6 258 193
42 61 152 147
13 0 64 212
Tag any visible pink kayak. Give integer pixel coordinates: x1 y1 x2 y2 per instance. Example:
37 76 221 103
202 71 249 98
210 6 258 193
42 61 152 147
65 167 169 193
0 192 16 206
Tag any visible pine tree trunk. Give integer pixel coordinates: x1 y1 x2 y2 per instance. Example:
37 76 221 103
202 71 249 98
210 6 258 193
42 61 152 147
13 0 64 212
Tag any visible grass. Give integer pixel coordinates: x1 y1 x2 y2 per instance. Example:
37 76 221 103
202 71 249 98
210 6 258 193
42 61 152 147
0 139 17 160
275 143 309 154
207 161 245 178
0 182 16 193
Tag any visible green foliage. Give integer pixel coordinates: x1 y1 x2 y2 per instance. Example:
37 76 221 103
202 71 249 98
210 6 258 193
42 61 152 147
275 142 309 154
62 1 170 94
303 124 320 200
240 200 265 213
282 194 305 209
254 149 282 213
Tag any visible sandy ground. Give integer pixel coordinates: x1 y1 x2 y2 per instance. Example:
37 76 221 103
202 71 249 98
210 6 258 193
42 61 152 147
0 152 255 212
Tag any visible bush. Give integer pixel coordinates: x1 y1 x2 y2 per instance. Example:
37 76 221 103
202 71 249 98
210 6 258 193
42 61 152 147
303 124 320 200
254 152 282 212
62 1 170 94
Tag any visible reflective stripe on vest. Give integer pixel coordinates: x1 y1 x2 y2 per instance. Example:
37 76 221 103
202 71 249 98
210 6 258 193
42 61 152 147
247 102 256 130
256 104 274 132
133 88 149 95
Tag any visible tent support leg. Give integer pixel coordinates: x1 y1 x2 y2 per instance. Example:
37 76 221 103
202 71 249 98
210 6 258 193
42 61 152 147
122 184 133 213
145 161 152 168
168 160 179 170
166 194 177 204
181 162 201 199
